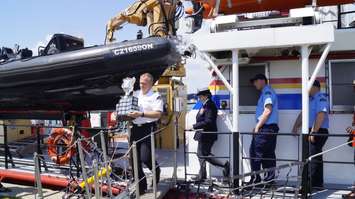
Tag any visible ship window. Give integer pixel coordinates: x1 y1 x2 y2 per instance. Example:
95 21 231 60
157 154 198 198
329 60 355 112
238 64 267 111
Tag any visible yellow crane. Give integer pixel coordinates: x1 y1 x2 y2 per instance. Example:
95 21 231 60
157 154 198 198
105 0 183 42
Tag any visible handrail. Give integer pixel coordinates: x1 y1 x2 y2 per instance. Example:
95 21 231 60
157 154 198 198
185 130 350 137
183 128 354 197
307 139 354 162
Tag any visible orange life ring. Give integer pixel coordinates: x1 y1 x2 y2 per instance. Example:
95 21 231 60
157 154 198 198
47 128 76 165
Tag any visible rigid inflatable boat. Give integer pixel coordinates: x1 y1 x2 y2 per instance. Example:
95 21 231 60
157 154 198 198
0 34 180 118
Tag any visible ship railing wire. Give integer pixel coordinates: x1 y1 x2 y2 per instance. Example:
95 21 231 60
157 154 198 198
182 130 354 198
1 122 354 198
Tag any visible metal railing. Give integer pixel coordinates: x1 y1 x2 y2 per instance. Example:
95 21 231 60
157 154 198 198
182 129 354 198
183 129 232 182
129 123 178 199
0 123 125 198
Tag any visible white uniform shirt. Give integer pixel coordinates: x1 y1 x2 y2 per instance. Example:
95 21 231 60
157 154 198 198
132 89 164 125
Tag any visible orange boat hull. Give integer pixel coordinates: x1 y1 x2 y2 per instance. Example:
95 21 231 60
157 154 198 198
189 0 354 17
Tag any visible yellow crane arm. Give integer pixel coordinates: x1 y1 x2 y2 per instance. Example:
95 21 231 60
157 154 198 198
106 0 179 43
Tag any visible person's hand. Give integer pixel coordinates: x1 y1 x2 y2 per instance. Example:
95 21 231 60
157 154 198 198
346 127 353 134
253 127 260 133
127 111 142 119
308 135 315 143
292 126 299 136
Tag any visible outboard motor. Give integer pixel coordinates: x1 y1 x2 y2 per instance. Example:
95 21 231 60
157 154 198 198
0 47 15 62
18 48 33 59
0 46 33 63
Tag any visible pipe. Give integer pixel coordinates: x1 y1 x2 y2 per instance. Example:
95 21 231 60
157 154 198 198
151 133 157 199
232 49 240 188
198 51 234 94
93 160 100 199
301 45 310 136
0 169 122 195
132 142 140 199
100 131 112 197
34 152 43 199
307 43 332 91
77 139 91 198
232 49 239 133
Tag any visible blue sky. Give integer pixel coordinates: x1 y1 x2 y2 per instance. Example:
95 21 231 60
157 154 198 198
0 0 211 93
0 0 143 49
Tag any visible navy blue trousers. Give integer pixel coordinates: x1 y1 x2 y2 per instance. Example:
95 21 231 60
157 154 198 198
249 124 279 181
302 128 328 193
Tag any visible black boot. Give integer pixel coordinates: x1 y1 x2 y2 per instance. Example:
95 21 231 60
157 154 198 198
151 166 161 188
192 167 207 182
243 175 262 191
191 175 206 182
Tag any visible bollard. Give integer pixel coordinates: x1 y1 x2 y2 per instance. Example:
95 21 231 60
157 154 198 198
93 159 100 199
151 134 157 198
34 152 43 199
78 140 91 199
100 131 112 197
132 142 140 199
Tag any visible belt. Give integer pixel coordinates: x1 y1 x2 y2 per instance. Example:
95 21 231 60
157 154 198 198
132 122 155 127
263 123 278 128
308 128 328 132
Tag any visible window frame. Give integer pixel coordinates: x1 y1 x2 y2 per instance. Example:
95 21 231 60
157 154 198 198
328 59 355 112
237 62 269 112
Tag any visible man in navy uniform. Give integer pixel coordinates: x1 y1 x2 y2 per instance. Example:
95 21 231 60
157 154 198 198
292 79 329 193
191 88 230 181
248 74 279 185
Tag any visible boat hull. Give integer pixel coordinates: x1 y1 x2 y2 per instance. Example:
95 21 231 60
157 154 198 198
0 37 180 118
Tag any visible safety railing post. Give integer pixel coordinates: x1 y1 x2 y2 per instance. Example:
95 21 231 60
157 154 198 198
151 133 157 198
36 125 42 172
93 159 100 199
78 139 91 199
233 132 240 192
173 115 178 184
4 124 8 169
34 152 43 199
132 141 140 199
100 131 112 197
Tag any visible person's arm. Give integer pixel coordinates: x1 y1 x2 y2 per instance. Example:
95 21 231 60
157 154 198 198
193 104 217 130
128 111 162 119
292 112 302 135
310 95 329 142
312 112 325 133
128 92 164 119
254 104 272 132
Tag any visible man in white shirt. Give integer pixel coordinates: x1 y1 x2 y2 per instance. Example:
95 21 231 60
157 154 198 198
127 73 163 194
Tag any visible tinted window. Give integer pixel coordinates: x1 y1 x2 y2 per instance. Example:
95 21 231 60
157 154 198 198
330 61 355 110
